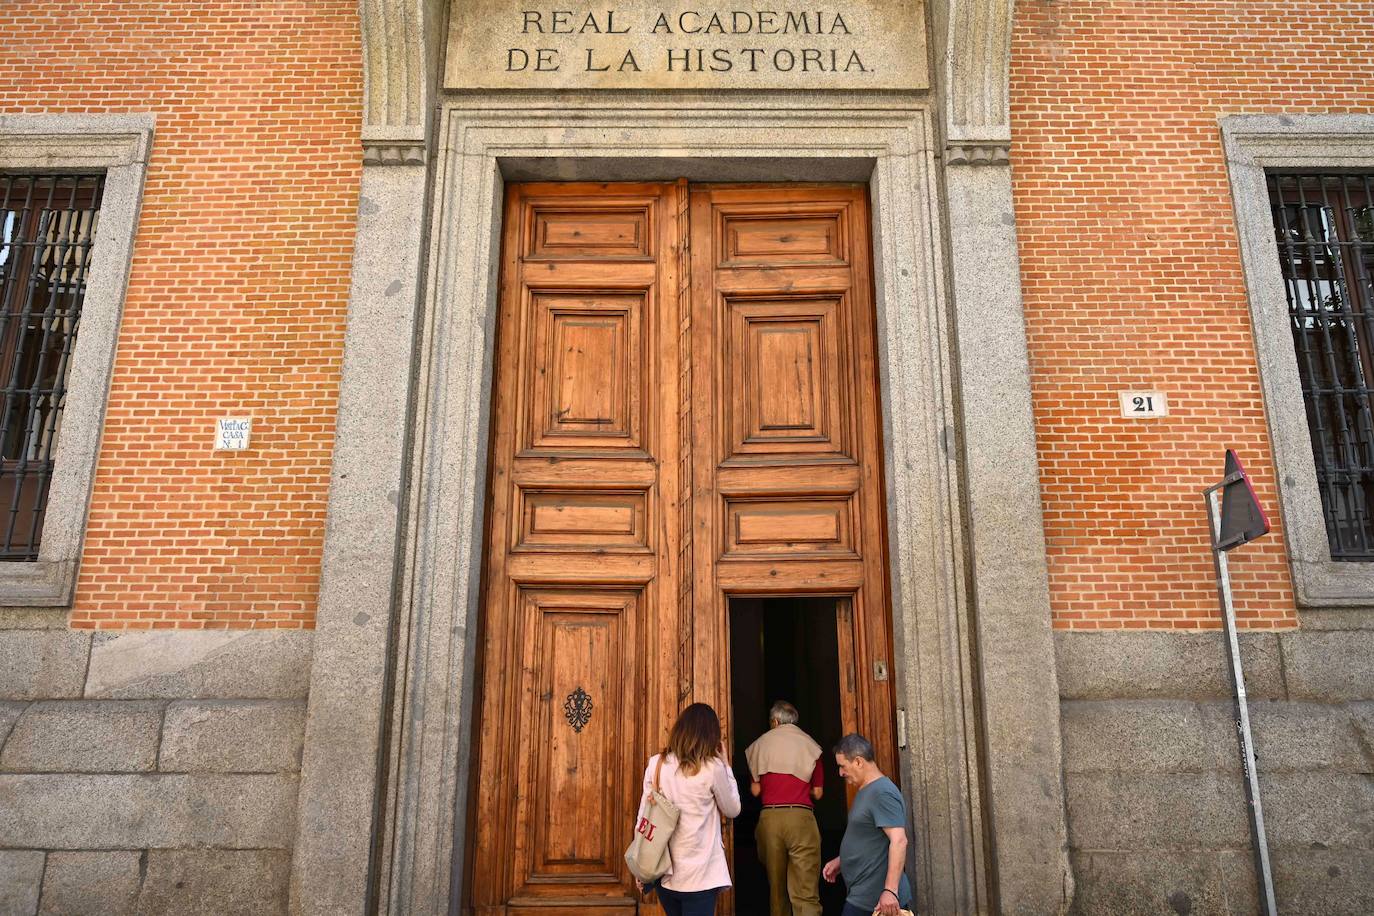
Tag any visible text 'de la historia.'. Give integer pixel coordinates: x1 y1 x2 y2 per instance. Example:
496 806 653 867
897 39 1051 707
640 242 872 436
505 9 872 74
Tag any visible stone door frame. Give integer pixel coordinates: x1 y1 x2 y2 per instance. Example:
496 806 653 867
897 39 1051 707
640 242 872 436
292 4 1073 916
406 95 988 914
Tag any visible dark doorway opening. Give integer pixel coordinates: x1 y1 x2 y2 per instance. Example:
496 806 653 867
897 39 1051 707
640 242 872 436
729 597 847 916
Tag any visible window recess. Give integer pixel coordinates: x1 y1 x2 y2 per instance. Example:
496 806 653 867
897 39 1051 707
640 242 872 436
1267 173 1374 560
0 174 104 561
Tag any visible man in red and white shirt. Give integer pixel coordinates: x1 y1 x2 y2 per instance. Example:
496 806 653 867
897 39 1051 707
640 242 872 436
745 701 825 916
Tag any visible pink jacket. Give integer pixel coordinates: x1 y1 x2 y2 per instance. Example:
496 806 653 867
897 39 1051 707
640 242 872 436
639 753 741 892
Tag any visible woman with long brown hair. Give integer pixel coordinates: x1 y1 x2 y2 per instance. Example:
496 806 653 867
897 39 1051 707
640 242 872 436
636 702 741 915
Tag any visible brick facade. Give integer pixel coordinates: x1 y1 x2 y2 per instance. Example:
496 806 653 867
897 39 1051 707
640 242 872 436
4 1 1370 632
0 1 360 629
1011 0 1374 630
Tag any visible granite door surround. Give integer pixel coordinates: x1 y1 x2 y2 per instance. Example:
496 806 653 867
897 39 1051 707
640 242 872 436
292 2 1071 915
378 93 1069 915
404 95 986 916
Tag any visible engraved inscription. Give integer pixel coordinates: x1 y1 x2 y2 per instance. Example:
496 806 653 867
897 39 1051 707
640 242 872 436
447 0 929 91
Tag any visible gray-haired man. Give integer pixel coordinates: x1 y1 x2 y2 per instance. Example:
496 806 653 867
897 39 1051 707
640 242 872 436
744 700 825 916
822 733 913 916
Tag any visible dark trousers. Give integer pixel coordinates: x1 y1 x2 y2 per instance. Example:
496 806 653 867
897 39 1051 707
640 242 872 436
657 885 721 916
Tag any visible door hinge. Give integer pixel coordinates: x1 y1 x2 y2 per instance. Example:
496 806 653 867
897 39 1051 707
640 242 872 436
897 708 907 749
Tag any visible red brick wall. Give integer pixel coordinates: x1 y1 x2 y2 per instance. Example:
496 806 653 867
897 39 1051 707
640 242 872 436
0 1 361 628
1010 1 1374 629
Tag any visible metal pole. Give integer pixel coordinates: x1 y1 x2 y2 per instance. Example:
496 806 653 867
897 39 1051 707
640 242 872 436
1203 486 1278 915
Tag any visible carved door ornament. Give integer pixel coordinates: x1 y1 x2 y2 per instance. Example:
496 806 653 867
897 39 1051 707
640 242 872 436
564 686 593 733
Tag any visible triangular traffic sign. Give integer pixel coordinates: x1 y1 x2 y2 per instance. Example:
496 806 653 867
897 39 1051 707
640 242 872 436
1217 450 1270 550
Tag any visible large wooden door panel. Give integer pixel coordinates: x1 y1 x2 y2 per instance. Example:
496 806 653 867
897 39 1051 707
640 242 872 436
690 186 897 773
470 184 683 914
469 183 896 914
723 496 858 558
515 488 650 552
526 203 654 261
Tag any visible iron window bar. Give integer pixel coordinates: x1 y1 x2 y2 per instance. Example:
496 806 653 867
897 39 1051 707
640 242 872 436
0 173 104 561
1267 172 1374 560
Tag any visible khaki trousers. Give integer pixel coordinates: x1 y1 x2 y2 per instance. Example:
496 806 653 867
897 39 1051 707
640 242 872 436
755 807 822 916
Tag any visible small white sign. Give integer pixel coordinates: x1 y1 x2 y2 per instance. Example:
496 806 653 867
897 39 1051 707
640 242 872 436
215 417 252 451
1119 392 1168 418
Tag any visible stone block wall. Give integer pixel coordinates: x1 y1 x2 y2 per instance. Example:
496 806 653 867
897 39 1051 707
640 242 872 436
0 629 311 915
1057 631 1374 915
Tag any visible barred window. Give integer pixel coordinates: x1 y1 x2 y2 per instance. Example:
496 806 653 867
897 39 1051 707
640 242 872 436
0 174 104 561
1267 173 1374 560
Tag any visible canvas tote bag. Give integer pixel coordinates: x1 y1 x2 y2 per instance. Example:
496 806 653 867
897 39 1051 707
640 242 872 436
624 755 680 882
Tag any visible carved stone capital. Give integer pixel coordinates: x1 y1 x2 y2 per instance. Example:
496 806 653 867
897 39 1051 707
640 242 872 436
945 141 1011 166
362 139 426 166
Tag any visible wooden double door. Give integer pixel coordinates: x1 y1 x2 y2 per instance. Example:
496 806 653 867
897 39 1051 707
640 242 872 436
468 182 897 914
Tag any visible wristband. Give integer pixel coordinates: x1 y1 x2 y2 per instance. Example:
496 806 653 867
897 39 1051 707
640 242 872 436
881 889 899 901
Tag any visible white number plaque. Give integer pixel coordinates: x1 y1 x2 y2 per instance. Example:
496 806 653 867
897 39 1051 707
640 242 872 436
1119 392 1168 418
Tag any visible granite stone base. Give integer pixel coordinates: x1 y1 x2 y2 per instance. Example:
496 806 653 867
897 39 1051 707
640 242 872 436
0 630 309 915
1057 630 1374 916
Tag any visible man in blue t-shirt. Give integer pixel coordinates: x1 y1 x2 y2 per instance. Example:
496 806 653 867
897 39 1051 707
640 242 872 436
821 733 913 916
